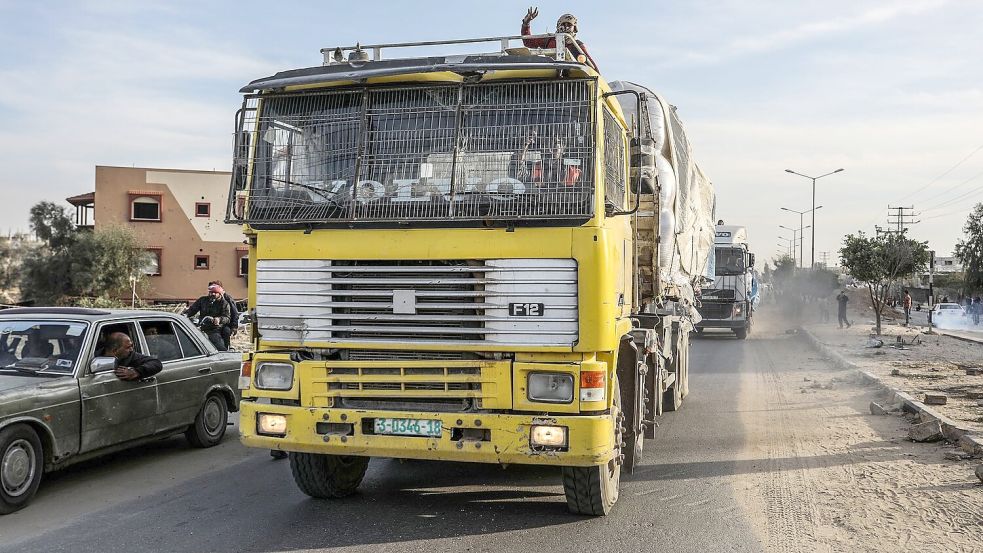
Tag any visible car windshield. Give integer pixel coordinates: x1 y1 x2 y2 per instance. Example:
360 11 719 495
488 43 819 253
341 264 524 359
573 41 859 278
0 320 88 374
715 247 746 276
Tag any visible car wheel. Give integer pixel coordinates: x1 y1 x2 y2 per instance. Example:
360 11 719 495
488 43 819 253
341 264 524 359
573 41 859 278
185 393 229 448
0 424 44 514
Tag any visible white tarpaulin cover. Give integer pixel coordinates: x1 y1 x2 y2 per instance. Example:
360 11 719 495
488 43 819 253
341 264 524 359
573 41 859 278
609 81 716 312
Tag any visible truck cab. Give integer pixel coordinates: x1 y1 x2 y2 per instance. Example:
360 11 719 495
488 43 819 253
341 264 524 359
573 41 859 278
696 225 757 339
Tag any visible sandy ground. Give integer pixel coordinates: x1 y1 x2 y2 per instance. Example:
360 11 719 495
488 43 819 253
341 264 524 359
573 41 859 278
805 320 983 434
737 309 983 552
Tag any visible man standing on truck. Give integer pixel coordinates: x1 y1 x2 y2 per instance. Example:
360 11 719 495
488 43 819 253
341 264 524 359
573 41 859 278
521 8 598 70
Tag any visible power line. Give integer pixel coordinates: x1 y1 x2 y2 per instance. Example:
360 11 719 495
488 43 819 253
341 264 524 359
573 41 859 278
920 169 983 212
895 143 983 203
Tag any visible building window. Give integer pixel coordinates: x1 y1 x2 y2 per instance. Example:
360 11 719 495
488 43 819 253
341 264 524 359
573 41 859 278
143 248 162 276
238 254 248 277
195 202 210 217
194 255 210 270
130 196 161 221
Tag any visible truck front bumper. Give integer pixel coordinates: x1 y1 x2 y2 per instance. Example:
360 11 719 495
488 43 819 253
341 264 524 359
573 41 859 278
239 401 616 467
696 319 747 329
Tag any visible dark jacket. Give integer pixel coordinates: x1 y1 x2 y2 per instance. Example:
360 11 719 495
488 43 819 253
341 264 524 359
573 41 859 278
184 296 231 331
223 292 240 330
116 350 163 379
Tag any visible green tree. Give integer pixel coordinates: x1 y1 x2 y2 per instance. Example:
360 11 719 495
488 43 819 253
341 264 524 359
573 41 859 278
954 203 983 293
29 201 76 249
20 201 151 305
771 255 796 288
840 231 929 334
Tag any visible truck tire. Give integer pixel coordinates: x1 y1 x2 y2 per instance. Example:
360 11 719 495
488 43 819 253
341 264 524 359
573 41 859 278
0 424 44 514
679 333 690 398
290 453 369 499
663 330 684 411
561 377 622 516
734 327 748 340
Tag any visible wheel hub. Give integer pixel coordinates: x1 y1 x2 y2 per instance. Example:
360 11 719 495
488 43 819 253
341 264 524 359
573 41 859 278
203 400 223 435
2 439 35 497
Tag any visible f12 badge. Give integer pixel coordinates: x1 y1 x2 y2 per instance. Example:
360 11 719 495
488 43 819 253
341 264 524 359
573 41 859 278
509 303 545 316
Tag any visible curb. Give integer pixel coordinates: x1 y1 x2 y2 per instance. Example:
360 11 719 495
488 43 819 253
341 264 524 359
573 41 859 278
799 327 983 457
934 329 983 346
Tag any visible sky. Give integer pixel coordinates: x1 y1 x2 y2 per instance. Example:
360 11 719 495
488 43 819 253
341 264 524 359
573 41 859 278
0 0 981 263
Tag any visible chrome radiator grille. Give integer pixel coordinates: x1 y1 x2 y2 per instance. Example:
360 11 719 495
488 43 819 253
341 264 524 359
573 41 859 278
256 258 578 347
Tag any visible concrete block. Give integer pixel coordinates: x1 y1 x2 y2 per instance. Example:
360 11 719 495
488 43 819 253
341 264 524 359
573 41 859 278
909 419 944 442
966 368 982 376
869 402 889 415
923 394 948 405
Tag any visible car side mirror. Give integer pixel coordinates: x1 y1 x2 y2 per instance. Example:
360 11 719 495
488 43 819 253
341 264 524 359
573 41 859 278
90 356 118 373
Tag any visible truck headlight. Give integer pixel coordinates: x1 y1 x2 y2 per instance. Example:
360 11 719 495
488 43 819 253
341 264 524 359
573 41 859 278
733 304 743 317
530 425 568 448
527 372 574 403
257 413 287 436
255 362 294 390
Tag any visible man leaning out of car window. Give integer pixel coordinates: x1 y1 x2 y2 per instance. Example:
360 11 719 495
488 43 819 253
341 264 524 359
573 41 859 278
104 332 163 382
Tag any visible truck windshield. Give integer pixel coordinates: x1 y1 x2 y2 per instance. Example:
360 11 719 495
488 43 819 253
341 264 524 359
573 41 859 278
236 79 596 225
715 248 745 276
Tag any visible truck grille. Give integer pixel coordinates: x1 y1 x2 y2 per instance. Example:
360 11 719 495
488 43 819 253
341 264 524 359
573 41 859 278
256 258 578 347
698 302 732 320
302 360 512 412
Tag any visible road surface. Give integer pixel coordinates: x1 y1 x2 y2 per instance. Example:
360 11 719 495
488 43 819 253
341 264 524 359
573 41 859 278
1 310 978 552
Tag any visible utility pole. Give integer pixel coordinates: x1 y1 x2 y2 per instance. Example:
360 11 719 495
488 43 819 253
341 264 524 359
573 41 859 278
928 250 935 332
887 205 919 235
819 251 830 268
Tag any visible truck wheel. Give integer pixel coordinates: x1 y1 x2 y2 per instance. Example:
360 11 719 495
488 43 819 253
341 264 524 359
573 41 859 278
734 327 748 340
561 377 621 516
290 453 370 498
0 424 43 514
663 333 685 411
185 393 229 448
679 334 690 398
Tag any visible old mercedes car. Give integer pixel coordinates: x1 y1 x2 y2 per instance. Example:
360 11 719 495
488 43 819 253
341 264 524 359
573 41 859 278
0 308 241 513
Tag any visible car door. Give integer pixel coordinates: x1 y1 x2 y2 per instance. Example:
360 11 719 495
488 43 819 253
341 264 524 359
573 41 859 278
78 321 160 453
141 319 207 432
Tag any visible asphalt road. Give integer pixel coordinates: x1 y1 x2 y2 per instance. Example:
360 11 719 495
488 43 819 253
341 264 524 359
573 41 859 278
0 319 825 553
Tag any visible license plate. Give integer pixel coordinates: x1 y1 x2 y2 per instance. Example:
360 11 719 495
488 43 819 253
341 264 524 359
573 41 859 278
373 418 442 437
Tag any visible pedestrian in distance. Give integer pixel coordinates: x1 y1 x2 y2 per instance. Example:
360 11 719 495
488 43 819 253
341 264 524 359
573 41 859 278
836 290 852 329
103 332 163 382
183 284 232 351
903 289 912 326
974 297 982 326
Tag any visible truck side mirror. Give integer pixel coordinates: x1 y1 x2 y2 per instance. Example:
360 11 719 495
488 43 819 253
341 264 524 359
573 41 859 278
630 137 657 194
748 253 756 269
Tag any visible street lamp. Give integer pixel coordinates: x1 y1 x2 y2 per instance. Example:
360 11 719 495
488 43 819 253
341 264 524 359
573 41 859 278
781 206 823 268
785 168 844 268
778 236 794 259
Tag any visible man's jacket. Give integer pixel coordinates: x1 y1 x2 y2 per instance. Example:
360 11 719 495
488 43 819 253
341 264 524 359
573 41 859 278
116 350 163 379
184 296 231 331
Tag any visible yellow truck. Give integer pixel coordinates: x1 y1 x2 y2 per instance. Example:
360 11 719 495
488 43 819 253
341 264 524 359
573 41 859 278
227 34 715 515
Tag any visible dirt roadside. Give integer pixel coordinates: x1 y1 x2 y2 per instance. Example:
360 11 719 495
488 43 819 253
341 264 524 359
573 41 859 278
735 309 982 552
805 320 983 434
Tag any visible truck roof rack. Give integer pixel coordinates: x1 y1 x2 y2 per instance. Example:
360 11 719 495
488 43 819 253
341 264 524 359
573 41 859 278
320 34 588 66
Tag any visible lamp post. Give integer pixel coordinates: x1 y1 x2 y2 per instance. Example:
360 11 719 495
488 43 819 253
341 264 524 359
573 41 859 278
778 236 794 259
784 168 844 268
781 206 822 269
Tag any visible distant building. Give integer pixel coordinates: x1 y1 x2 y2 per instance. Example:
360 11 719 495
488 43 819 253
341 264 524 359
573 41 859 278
68 166 246 304
933 256 962 274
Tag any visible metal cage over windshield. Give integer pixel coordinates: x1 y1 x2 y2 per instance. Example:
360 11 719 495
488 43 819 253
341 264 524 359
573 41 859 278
226 79 597 225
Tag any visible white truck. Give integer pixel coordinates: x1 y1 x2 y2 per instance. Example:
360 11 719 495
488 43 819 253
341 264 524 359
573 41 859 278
696 224 757 339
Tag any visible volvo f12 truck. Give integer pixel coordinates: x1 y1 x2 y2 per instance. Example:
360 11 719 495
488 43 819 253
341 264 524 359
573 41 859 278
696 224 758 339
227 34 715 515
